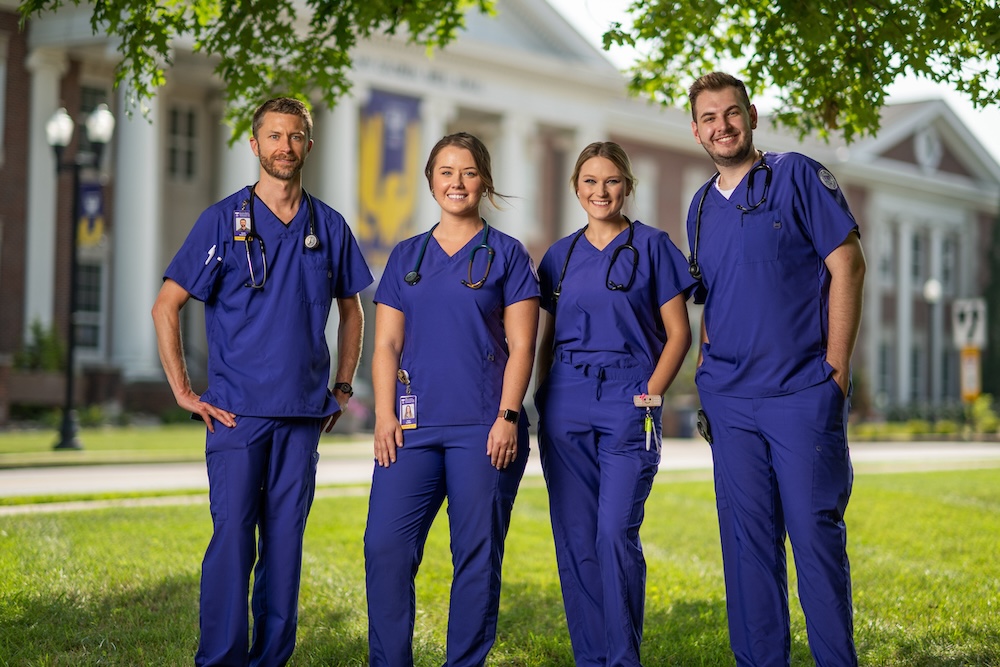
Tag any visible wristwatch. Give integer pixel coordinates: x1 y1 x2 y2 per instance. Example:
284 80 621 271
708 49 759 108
500 409 519 424
333 382 354 397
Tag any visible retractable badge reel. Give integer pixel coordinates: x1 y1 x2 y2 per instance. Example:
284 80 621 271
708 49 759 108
633 394 662 451
398 369 417 430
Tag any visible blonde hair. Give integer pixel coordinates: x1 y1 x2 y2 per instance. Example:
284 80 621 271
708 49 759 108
570 141 636 196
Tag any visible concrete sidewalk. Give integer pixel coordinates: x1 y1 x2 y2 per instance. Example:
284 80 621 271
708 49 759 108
3 437 1000 504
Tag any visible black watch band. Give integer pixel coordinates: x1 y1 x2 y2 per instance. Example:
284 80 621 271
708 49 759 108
333 382 354 397
500 409 519 424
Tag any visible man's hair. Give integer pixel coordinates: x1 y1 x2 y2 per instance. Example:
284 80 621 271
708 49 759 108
252 97 313 140
569 141 637 196
424 132 508 208
688 72 752 121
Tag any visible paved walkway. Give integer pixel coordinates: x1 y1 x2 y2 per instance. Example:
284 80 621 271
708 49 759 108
2 437 1000 515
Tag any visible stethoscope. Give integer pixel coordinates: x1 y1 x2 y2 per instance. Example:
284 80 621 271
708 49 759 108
241 184 318 289
553 216 638 304
404 219 494 289
688 151 772 281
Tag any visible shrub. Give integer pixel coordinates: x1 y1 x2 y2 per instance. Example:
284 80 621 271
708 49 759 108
12 320 65 371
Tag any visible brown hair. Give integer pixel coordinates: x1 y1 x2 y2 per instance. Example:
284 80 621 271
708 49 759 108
570 141 636 196
252 97 313 141
688 72 752 121
424 132 508 209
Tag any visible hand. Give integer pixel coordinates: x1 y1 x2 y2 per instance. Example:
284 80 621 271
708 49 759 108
486 418 518 470
373 415 403 468
177 390 235 433
323 411 343 433
831 367 850 398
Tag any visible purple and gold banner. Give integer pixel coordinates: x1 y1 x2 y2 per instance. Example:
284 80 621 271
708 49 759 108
358 89 422 270
78 182 105 247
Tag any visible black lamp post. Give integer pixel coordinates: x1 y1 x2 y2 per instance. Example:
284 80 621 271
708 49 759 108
46 103 115 451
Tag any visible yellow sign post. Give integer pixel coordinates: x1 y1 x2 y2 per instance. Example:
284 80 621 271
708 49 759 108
960 346 981 403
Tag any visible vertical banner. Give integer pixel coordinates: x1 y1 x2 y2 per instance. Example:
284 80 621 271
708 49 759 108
357 90 422 270
78 182 105 247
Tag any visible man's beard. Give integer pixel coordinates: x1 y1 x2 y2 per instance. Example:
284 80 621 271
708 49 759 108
259 152 303 181
704 134 755 169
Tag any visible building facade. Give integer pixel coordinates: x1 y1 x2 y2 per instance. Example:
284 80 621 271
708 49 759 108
2 0 998 422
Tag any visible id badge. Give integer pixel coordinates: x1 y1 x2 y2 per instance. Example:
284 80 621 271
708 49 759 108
399 394 417 430
234 211 251 239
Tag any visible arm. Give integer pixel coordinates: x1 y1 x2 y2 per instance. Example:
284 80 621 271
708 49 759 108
697 312 708 367
151 278 235 432
824 232 866 395
534 310 555 388
324 293 365 432
487 297 540 469
647 293 693 396
371 304 405 467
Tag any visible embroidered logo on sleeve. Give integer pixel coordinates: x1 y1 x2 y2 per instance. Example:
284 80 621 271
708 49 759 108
818 168 839 191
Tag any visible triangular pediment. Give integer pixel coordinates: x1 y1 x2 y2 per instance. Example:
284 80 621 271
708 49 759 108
852 100 1000 186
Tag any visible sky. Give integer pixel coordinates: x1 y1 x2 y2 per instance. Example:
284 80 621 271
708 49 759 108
547 0 1000 166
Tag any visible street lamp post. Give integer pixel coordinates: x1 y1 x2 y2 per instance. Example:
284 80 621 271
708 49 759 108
46 104 115 451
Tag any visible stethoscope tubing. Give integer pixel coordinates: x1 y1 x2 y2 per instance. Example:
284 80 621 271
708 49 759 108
553 216 638 303
688 152 771 281
404 219 493 288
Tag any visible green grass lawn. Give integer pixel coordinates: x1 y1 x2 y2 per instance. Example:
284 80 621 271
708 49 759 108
0 424 360 469
2 467 999 666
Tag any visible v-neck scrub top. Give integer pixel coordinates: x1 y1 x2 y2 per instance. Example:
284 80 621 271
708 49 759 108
374 225 540 427
685 151 858 398
538 220 696 371
164 187 373 417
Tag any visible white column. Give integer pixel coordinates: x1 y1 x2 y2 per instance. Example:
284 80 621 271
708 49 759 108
895 223 913 405
928 227 944 403
24 48 67 339
312 95 363 353
631 156 659 226
215 115 257 200
494 113 536 243
111 90 163 380
314 93 360 228
418 98 456 230
863 213 884 408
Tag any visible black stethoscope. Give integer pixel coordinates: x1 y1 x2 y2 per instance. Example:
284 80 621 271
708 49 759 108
553 217 638 304
242 184 318 289
688 151 772 281
404 219 494 289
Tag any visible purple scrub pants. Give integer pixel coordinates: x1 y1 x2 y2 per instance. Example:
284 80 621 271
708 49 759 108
537 359 660 667
195 416 322 667
698 378 857 667
364 422 528 667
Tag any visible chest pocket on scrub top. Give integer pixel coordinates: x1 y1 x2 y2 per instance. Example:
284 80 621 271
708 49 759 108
300 256 334 307
739 210 781 264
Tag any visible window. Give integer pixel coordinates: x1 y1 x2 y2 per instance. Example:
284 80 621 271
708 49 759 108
911 233 924 286
168 106 198 180
941 236 956 294
74 262 103 349
877 225 894 285
877 341 892 403
79 87 110 156
910 345 921 402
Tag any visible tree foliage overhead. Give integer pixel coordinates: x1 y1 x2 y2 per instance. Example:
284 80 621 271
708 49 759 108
605 0 1000 143
19 0 490 139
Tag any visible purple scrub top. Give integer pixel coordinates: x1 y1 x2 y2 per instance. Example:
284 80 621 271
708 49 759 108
685 151 859 397
164 187 373 417
374 223 539 427
538 220 696 371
